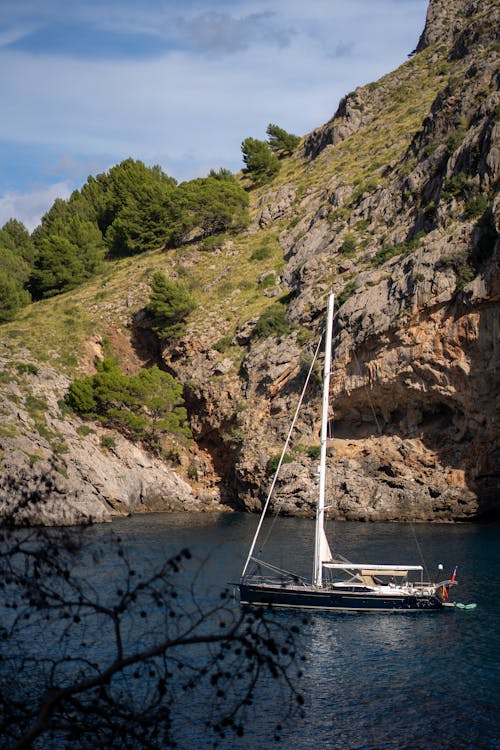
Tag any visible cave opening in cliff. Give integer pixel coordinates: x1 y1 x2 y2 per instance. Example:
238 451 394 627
418 402 463 448
195 426 242 508
331 398 465 444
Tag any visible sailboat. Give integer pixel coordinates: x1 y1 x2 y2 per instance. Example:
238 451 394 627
238 291 458 612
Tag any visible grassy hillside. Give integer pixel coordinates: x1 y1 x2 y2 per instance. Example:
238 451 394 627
0 37 482 374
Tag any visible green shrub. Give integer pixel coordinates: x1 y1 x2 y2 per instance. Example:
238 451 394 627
455 263 475 290
355 219 370 232
337 280 359 306
259 273 276 289
306 445 321 460
424 142 439 157
441 172 469 198
339 234 357 257
145 272 197 341
267 453 294 473
67 360 191 451
187 464 198 480
14 362 38 375
250 245 272 261
372 243 408 267
464 194 488 219
253 303 291 339
436 252 475 291
66 377 96 414
213 336 233 353
25 394 48 415
410 230 427 246
100 436 116 451
200 234 227 252
77 425 95 437
446 130 465 155
328 207 350 224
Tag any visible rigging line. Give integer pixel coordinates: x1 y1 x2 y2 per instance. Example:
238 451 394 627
248 557 309 582
257 332 324 554
240 331 324 579
352 348 383 436
409 521 430 580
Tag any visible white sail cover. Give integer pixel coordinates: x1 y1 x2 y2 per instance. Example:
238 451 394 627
320 528 333 563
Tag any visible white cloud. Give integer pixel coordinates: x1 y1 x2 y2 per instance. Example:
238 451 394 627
0 182 72 231
172 10 295 54
0 23 40 48
0 0 429 229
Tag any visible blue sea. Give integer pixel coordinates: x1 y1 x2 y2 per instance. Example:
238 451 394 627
3 513 500 749
101 513 500 750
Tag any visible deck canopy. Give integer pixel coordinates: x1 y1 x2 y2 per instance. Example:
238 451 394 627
323 563 423 574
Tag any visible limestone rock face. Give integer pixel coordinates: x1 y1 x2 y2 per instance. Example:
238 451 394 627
416 0 483 53
161 0 499 522
0 350 212 526
302 89 372 161
254 185 296 228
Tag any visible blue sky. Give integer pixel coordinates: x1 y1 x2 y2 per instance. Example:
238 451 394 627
0 0 428 231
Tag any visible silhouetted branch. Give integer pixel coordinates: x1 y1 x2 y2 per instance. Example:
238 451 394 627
0 470 305 749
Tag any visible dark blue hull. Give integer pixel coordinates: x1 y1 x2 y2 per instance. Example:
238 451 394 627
239 582 443 612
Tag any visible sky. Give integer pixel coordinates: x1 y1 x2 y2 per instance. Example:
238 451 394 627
0 0 429 231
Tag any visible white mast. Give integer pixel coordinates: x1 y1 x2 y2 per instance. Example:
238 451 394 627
240 334 324 580
313 291 334 587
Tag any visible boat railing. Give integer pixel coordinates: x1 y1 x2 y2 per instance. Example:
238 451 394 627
243 557 309 586
241 574 310 588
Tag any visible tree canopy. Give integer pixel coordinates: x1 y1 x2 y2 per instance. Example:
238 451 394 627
0 270 31 322
66 360 191 451
144 272 197 342
0 155 252 312
0 219 35 264
241 124 301 185
0 156 250 310
96 159 179 257
241 137 281 184
266 124 301 156
0 221 33 321
19 159 249 300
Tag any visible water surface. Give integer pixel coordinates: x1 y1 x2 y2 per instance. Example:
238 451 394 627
105 513 500 750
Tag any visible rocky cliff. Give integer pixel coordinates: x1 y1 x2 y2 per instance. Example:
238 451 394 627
0 344 223 525
163 0 499 522
0 0 498 524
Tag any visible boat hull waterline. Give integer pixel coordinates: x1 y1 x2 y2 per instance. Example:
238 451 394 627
239 583 444 612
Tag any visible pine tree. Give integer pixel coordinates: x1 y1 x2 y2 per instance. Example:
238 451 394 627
144 272 197 341
266 124 301 156
241 137 280 183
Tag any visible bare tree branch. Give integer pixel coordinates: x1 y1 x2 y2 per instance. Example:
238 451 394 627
0 469 305 749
